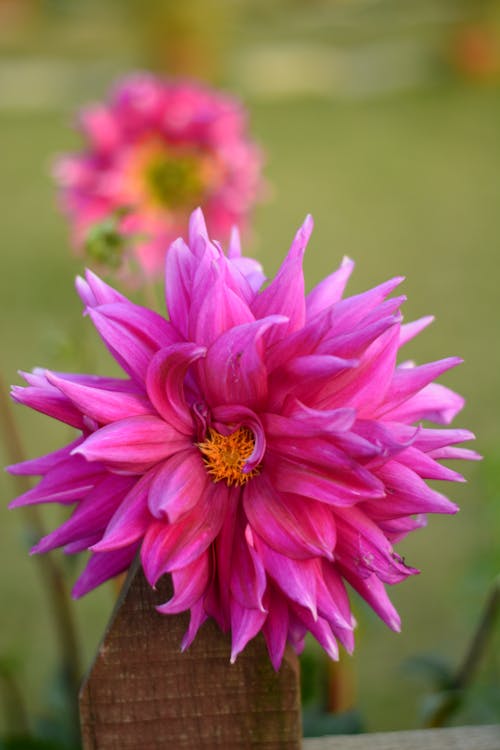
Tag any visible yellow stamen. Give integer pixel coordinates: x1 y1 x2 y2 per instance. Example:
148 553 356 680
198 427 260 487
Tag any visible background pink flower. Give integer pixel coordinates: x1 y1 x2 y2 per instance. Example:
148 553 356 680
8 210 479 669
54 74 263 280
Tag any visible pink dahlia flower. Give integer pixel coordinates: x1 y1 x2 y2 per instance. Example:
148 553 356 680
8 210 478 669
54 74 263 280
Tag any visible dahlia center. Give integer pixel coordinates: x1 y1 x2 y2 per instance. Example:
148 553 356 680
198 426 260 487
144 150 204 210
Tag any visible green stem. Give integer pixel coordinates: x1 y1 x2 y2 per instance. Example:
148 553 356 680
0 375 82 731
424 574 500 728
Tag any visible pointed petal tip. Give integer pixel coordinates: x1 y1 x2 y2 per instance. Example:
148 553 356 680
390 616 401 633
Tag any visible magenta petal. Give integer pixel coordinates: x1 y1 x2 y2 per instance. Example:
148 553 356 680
46 371 154 424
7 439 82 477
396 446 466 482
244 475 336 560
256 538 318 618
251 215 312 343
32 474 134 554
202 316 286 409
263 588 289 671
88 302 179 382
73 415 187 472
382 383 465 425
72 543 139 598
76 268 127 308
339 565 401 632
399 316 434 347
11 381 84 430
91 471 156 552
378 357 463 418
334 507 419 585
323 326 401 413
146 343 205 434
290 603 339 661
230 600 267 663
374 460 459 516
156 552 211 615
230 521 267 611
269 455 383 507
180 600 209 652
141 482 228 585
317 562 354 631
306 256 355 320
9 455 105 508
148 450 209 523
164 238 195 338
192 266 254 347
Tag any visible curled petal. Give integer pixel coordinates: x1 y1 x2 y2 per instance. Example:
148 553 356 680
146 343 205 434
201 316 287 409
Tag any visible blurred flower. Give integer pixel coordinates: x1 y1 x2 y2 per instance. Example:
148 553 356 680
8 209 478 669
54 75 263 281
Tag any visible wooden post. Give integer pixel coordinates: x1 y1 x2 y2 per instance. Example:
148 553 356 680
80 563 302 749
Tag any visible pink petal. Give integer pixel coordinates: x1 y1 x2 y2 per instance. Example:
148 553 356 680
76 268 127 308
339 565 401 632
230 600 267 663
263 588 289 671
88 302 179 382
146 343 205 434
46 371 153 424
378 357 463 418
164 237 195 338
140 482 228 585
72 543 139 598
230 521 267 611
181 600 209 651
156 552 211 614
9 455 105 508
399 315 434 346
251 215 312 344
11 382 84 430
244 474 336 560
255 538 318 619
32 474 134 554
382 383 465 425
7 438 82 477
371 461 459 517
73 415 187 472
148 450 209 523
191 263 254 347
91 471 156 551
201 316 286 409
269 454 384 507
306 256 355 320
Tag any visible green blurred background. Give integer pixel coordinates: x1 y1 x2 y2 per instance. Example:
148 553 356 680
0 0 499 741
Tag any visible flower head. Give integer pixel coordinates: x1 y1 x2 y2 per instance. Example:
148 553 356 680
54 74 263 281
8 210 479 668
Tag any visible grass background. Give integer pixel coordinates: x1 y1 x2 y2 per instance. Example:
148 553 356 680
0 0 499 737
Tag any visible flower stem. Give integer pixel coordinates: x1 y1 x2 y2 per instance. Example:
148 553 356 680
424 574 500 727
0 375 82 730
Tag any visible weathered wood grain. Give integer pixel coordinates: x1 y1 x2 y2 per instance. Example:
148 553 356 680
80 563 302 749
303 724 500 750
